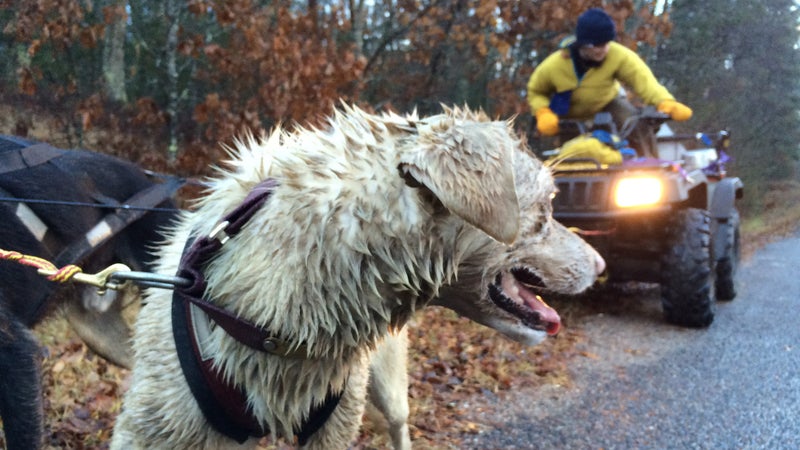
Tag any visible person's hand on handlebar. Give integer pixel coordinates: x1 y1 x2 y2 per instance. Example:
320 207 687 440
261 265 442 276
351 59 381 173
535 107 560 136
657 99 693 121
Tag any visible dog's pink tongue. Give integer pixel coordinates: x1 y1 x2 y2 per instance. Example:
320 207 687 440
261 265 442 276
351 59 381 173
520 290 561 336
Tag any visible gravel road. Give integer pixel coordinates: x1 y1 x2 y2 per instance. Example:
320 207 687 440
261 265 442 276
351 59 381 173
458 231 800 449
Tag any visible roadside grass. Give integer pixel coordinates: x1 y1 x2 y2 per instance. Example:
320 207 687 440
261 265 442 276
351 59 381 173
741 180 800 257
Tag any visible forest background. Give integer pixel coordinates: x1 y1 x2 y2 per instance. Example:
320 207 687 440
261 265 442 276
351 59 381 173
2 0 800 448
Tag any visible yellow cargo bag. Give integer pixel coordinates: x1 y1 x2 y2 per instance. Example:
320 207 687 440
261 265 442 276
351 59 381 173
547 135 622 166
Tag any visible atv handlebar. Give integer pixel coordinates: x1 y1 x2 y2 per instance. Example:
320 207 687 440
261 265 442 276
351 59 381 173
657 130 731 153
618 107 670 141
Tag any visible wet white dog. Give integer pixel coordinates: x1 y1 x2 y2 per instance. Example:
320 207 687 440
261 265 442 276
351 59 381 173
111 105 604 449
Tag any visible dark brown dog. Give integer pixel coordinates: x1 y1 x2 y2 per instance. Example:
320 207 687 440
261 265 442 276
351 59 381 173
0 134 179 449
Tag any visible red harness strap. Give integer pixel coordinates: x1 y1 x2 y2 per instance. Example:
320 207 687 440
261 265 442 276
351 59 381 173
171 179 342 445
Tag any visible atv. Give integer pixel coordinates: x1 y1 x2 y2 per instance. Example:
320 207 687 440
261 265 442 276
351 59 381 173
539 107 743 328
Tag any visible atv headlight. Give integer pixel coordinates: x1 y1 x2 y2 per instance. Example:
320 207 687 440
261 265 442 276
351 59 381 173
614 177 663 208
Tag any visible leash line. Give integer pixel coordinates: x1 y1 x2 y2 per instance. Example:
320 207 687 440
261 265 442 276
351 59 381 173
0 196 180 213
0 248 84 283
0 247 189 291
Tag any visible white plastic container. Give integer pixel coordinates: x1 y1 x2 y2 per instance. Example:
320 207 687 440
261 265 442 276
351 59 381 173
683 148 719 171
656 123 687 162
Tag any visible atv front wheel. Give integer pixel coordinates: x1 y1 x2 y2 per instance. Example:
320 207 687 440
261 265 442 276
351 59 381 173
660 208 715 328
713 209 741 301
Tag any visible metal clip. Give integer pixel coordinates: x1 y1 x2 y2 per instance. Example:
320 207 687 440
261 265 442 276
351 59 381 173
108 271 192 290
38 263 132 293
209 220 231 245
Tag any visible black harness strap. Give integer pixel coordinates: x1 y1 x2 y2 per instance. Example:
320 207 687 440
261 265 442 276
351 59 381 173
171 179 343 445
0 142 65 174
0 137 184 267
172 274 262 443
0 141 66 257
25 173 179 322
53 175 184 267
0 185 62 258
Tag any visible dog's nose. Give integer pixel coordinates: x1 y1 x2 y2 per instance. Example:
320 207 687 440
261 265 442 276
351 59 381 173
595 253 606 276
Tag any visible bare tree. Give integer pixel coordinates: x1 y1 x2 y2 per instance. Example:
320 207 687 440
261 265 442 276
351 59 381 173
102 0 128 103
165 0 181 161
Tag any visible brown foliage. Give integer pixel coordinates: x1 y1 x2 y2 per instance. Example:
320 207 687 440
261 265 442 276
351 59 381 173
190 2 367 144
2 0 670 176
11 0 99 51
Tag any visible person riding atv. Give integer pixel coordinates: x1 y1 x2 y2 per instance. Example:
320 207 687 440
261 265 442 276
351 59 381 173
527 7 693 156
524 8 742 328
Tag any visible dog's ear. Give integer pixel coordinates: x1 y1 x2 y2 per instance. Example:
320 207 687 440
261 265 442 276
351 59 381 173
398 119 520 244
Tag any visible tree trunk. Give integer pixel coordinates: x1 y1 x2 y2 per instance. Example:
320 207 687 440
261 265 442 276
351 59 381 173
165 0 180 162
102 0 128 103
348 0 366 59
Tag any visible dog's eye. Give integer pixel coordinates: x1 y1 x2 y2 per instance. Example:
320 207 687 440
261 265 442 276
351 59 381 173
549 191 557 201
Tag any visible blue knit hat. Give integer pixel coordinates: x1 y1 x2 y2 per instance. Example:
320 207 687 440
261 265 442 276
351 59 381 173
575 8 616 46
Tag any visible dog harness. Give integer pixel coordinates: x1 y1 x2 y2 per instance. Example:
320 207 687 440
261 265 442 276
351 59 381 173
0 137 184 266
171 178 343 445
0 137 64 174
0 136 184 322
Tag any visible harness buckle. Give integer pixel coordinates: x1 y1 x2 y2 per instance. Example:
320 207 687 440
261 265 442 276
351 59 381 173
38 262 132 293
262 337 279 352
209 221 231 245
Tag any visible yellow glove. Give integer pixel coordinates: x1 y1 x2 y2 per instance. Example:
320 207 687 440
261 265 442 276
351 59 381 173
657 100 693 121
535 107 559 136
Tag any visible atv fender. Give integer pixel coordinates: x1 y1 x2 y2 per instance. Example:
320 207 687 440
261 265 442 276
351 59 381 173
710 177 743 262
709 177 744 219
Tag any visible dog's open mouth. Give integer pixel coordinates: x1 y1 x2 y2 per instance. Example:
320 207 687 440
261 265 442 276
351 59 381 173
488 268 561 336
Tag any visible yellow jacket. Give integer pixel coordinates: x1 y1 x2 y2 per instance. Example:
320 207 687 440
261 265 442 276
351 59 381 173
527 41 674 119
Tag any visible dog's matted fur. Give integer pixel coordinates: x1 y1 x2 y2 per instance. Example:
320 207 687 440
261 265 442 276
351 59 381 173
111 105 604 449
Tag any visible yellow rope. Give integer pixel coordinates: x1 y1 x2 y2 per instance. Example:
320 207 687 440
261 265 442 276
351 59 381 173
0 248 83 283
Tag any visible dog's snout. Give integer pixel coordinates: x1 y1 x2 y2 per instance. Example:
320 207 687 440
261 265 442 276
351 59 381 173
594 253 606 277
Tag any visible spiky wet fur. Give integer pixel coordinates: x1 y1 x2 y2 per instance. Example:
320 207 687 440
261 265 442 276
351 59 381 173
111 105 603 449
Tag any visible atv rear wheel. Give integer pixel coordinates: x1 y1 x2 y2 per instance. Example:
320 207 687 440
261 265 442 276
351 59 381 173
660 208 715 328
713 209 741 301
